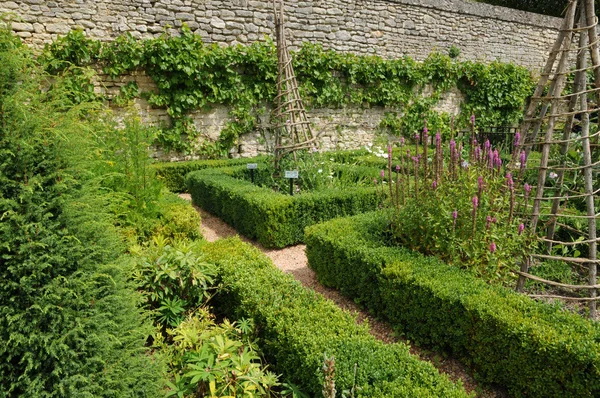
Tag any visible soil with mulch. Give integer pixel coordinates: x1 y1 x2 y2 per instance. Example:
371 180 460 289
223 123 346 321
180 194 509 398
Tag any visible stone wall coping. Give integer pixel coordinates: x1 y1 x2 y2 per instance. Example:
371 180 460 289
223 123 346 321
388 0 562 29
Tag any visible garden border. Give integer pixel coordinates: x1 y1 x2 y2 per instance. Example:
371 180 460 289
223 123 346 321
304 211 600 397
201 237 470 397
185 165 380 248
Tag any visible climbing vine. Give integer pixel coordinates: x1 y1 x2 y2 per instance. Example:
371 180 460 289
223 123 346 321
40 27 534 155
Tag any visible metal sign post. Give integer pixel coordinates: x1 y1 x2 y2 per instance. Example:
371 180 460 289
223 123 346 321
284 170 298 195
247 163 258 183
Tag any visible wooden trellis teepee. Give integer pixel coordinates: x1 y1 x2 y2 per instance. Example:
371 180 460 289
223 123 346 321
514 0 600 318
271 0 316 170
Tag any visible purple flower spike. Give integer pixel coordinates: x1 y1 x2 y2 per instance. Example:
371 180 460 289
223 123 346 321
400 137 405 146
514 132 521 147
524 183 531 195
395 164 400 172
475 145 481 160
518 223 525 235
388 144 392 158
432 180 438 189
415 133 420 142
484 140 491 151
506 173 514 189
493 149 502 169
373 179 378 185
423 119 428 135
486 215 492 230
488 150 494 169
452 210 458 220
490 241 497 253
492 217 497 224
380 170 385 178
519 150 527 167
470 113 475 125
450 139 456 152
477 176 484 191
436 132 441 145
472 196 479 209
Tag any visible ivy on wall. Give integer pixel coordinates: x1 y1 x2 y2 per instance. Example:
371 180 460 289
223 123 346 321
40 27 534 155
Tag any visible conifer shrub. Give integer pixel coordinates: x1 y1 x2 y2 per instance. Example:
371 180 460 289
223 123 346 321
0 28 163 397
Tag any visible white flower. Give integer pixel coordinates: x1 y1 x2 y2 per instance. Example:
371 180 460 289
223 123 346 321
318 169 323 173
383 154 389 159
549 172 558 179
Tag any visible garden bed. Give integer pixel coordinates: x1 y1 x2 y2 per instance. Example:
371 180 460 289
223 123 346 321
201 237 471 397
185 165 380 248
305 211 600 398
153 156 267 192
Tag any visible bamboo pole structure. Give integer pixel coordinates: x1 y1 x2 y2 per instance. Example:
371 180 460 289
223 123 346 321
271 0 316 171
515 0 599 319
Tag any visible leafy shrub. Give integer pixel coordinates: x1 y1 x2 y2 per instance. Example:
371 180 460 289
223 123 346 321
305 212 600 397
157 311 282 397
131 239 217 328
185 166 379 248
201 238 470 397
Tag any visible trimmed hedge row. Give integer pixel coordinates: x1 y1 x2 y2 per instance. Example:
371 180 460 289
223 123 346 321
304 212 600 398
201 238 471 397
154 156 266 192
185 166 380 248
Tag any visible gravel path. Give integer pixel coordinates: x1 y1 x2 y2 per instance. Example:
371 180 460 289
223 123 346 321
181 194 507 397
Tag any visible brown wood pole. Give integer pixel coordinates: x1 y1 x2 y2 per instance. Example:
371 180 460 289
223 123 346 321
546 10 589 253
583 0 598 318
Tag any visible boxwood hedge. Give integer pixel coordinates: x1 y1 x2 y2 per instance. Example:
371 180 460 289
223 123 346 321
201 238 471 397
304 211 600 398
154 156 266 192
185 166 380 248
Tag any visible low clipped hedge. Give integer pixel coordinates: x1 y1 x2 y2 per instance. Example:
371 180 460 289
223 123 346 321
154 156 266 192
185 166 380 248
201 238 470 398
304 212 600 398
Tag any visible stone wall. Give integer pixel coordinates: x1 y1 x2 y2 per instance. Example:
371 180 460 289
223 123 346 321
2 0 561 158
3 0 561 69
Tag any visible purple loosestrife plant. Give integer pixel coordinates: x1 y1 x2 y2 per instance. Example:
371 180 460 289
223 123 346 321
388 132 533 284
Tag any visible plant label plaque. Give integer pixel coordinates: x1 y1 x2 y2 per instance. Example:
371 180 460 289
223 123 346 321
246 163 258 169
284 170 298 179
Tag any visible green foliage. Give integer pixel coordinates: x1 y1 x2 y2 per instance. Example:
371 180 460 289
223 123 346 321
153 192 203 241
0 28 163 396
459 60 534 127
201 238 470 397
153 156 266 192
185 166 379 248
158 311 281 397
448 45 461 59
131 239 217 328
40 29 534 155
305 212 600 397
